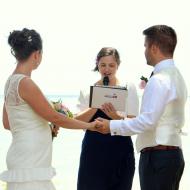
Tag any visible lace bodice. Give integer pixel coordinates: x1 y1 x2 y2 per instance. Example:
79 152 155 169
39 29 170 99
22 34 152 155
4 74 27 106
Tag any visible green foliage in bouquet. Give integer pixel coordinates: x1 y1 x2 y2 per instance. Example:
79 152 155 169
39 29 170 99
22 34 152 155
50 99 73 118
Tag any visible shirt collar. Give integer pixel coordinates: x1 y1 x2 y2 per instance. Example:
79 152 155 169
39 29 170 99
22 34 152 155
153 59 174 74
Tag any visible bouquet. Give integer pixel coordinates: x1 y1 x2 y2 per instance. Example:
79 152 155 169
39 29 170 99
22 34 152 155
50 99 73 139
50 99 73 118
139 76 148 89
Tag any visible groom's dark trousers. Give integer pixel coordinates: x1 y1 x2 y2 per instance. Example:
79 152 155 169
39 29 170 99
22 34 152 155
139 146 184 190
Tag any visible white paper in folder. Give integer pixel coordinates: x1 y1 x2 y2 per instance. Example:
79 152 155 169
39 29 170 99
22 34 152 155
89 85 127 112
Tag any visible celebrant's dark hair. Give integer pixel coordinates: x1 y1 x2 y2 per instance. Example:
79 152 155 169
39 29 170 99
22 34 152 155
93 47 121 71
8 28 42 61
143 25 177 56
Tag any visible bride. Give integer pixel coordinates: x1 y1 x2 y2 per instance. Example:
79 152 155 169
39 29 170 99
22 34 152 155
0 28 96 190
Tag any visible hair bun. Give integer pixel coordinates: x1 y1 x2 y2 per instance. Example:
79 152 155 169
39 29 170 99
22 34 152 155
8 28 31 49
8 28 42 61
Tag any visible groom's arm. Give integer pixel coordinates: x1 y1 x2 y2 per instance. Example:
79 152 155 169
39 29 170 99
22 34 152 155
96 77 176 136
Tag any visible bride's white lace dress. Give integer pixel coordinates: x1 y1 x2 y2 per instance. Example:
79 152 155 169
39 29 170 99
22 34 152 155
0 74 56 190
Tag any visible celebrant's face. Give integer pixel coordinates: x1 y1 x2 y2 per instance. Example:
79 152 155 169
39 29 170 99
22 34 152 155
97 55 118 80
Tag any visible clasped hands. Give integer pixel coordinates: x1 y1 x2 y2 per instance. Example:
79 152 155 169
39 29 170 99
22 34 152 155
89 102 120 134
89 117 110 134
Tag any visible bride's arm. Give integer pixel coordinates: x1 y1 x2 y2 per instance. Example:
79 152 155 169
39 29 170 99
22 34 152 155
19 77 95 130
2 104 10 130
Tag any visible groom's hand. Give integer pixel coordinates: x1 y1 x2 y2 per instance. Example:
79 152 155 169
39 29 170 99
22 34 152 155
95 117 110 134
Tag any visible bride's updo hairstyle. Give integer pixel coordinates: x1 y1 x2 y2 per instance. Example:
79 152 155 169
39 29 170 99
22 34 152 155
8 28 42 61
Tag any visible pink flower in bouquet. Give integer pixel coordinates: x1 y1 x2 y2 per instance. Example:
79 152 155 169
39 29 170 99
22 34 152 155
139 76 148 89
51 99 73 118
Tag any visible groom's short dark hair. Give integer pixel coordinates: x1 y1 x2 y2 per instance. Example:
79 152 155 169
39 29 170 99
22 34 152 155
143 25 177 56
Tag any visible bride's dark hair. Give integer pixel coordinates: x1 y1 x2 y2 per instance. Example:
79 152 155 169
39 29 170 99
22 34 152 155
8 28 42 61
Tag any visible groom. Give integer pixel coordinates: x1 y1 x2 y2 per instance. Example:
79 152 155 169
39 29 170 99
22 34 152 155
94 25 188 190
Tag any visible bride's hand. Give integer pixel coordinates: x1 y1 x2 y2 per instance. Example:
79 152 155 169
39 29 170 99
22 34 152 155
50 124 60 137
88 118 110 134
87 120 104 131
87 119 110 134
87 121 98 131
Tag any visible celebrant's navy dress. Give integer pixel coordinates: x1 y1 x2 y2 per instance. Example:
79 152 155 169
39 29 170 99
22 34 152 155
77 110 135 190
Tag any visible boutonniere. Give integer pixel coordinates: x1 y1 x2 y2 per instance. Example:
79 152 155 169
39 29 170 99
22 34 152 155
139 76 148 89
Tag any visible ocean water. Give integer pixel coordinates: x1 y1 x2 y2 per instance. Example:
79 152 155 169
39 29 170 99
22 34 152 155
0 95 190 190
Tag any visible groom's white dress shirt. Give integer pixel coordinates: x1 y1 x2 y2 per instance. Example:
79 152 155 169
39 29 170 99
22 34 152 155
110 59 188 152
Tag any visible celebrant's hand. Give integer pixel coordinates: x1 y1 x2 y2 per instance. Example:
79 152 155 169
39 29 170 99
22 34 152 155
101 103 122 119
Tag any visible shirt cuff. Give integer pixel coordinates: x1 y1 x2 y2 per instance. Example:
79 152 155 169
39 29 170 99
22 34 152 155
110 118 133 136
110 120 123 136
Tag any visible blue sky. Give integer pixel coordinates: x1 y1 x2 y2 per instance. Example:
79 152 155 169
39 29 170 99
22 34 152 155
0 0 189 95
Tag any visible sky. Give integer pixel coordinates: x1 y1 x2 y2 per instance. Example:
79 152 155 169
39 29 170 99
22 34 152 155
0 0 190 95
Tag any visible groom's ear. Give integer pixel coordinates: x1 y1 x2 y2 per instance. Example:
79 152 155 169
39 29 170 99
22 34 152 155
151 44 159 54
